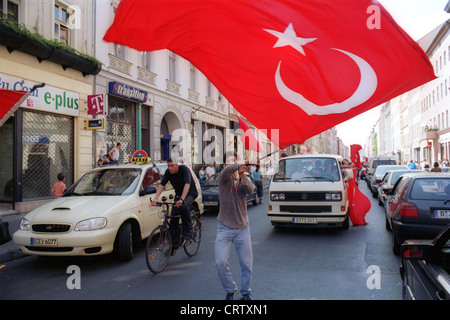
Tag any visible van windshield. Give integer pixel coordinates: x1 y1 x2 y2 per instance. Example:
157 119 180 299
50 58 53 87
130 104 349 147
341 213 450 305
273 158 340 182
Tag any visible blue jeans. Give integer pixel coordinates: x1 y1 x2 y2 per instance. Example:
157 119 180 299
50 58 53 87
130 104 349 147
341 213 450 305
215 221 253 295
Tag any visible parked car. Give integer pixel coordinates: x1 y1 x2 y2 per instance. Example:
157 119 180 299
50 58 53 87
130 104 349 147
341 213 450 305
201 173 259 211
365 155 398 186
400 223 450 300
13 160 203 261
377 169 421 206
369 165 408 198
267 154 352 229
385 172 450 254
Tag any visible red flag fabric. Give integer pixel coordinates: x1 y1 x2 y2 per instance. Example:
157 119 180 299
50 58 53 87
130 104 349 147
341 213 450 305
0 88 27 126
237 116 261 152
350 144 363 169
104 0 435 149
347 166 370 225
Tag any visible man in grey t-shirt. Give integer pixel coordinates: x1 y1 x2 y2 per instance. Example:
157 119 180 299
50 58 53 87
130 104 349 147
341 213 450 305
215 152 254 300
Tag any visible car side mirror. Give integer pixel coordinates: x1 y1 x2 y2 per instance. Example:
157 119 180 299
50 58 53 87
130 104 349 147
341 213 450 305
139 186 157 196
400 240 434 260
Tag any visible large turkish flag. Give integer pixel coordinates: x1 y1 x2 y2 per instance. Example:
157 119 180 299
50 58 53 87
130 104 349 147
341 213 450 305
104 0 435 149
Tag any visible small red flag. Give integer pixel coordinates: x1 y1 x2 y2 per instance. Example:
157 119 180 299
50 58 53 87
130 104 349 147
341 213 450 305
104 0 435 148
350 144 363 169
237 116 261 152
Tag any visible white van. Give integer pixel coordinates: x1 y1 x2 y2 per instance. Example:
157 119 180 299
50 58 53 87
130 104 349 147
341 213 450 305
267 154 352 229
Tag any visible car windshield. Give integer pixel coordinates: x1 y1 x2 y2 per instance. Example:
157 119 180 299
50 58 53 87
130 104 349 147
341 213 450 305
273 157 340 182
375 166 404 176
372 159 396 168
410 178 450 200
204 174 220 186
65 168 141 196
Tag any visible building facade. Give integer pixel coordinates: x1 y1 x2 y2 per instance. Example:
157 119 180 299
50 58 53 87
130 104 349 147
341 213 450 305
0 0 99 213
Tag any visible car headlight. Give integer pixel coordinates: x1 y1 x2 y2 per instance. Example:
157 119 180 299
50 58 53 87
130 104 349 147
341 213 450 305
74 218 107 231
325 193 342 201
270 193 285 201
19 218 30 231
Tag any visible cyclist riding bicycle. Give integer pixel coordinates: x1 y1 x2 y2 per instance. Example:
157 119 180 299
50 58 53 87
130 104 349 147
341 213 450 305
151 157 198 250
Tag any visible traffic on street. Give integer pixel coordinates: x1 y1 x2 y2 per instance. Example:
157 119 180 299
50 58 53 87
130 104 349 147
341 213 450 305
0 180 403 300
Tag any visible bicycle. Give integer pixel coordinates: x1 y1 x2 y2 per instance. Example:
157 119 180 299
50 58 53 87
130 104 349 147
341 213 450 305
145 196 202 274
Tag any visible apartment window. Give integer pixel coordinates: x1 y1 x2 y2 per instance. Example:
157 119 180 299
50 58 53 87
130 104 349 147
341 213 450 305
141 52 151 70
54 2 70 45
447 110 449 128
168 51 177 82
190 63 196 91
207 80 212 98
114 44 125 60
1 0 19 22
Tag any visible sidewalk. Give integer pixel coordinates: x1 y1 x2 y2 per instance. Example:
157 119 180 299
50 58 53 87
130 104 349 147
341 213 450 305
0 207 27 264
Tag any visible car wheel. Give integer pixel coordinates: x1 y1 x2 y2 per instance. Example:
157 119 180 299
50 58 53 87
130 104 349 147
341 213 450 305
385 216 391 231
392 229 401 255
116 222 133 262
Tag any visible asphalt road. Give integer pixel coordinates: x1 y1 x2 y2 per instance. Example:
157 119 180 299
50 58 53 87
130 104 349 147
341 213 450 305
0 181 401 300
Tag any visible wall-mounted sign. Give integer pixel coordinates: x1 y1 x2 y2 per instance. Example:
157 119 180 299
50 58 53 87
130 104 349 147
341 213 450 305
87 94 105 115
85 119 104 130
108 81 148 103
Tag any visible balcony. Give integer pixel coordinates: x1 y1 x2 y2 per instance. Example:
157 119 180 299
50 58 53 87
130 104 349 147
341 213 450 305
420 129 438 141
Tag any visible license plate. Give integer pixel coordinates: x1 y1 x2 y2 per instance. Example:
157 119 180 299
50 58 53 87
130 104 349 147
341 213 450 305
434 210 450 219
30 238 58 246
205 201 218 206
293 217 318 224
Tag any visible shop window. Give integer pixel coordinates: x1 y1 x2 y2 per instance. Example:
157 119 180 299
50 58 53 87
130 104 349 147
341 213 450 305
107 97 136 163
22 110 74 200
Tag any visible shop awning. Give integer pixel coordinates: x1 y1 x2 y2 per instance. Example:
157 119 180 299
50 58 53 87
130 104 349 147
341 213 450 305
0 88 28 126
0 83 45 127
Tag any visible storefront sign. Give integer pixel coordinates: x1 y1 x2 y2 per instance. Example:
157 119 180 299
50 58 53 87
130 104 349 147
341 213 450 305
108 81 148 103
0 73 80 117
87 94 105 115
192 110 227 127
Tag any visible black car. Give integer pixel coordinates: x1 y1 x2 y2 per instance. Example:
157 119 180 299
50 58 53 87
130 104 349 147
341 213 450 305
385 172 450 254
201 173 259 210
400 223 450 300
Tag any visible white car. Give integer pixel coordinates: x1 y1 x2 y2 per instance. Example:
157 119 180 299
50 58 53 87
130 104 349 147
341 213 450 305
13 160 203 261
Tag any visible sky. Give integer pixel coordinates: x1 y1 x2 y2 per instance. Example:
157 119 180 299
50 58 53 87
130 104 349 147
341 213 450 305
335 0 450 147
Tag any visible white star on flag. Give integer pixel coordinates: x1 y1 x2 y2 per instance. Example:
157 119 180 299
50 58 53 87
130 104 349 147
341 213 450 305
264 23 317 56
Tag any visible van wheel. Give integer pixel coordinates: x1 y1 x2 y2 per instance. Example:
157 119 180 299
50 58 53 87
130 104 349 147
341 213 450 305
115 222 133 262
342 214 350 230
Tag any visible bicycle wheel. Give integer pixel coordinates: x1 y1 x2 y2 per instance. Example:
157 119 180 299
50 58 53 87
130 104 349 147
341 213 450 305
145 226 172 273
183 215 202 257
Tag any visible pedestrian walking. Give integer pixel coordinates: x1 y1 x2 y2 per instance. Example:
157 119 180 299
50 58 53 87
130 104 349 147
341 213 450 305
215 152 255 300
431 161 442 172
108 138 122 164
252 164 263 204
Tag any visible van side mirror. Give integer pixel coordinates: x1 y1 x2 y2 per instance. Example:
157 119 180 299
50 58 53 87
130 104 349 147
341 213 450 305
139 186 157 196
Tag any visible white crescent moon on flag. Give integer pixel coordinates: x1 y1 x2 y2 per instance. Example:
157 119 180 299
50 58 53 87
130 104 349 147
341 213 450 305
275 48 378 115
